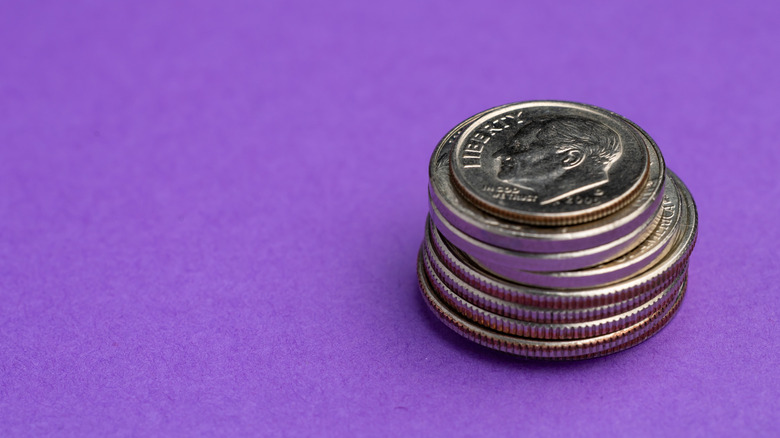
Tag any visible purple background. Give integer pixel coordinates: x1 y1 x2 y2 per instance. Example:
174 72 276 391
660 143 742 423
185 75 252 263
1 1 778 436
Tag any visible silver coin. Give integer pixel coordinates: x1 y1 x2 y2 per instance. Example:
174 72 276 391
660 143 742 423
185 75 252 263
429 110 665 254
422 228 687 324
429 184 663 272
449 101 650 226
425 172 697 308
417 250 689 360
423 247 686 340
472 175 684 289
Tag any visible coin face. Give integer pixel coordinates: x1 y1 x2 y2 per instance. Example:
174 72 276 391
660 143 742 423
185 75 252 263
450 101 650 226
429 110 666 253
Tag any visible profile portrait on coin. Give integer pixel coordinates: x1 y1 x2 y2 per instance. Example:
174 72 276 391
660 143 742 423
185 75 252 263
493 117 623 205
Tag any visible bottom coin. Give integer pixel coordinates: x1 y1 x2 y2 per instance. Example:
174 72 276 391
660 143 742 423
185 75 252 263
417 249 688 360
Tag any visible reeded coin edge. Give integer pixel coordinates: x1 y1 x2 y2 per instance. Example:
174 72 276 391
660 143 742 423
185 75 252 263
426 206 695 309
470 178 683 289
450 161 649 227
429 186 665 272
423 230 688 324
417 249 688 360
423 245 685 340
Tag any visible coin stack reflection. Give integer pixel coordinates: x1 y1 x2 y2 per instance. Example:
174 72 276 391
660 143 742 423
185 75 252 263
418 101 698 360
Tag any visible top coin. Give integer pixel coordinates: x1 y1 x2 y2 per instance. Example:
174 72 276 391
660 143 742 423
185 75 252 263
450 101 650 226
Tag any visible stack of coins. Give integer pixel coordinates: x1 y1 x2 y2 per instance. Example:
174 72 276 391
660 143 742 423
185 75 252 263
417 101 698 360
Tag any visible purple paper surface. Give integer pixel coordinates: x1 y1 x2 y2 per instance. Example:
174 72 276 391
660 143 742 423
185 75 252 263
1 1 778 436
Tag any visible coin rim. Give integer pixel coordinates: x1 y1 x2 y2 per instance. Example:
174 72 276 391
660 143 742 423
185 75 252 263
429 185 664 272
423 244 686 340
425 170 698 308
428 107 666 253
423 228 688 323
472 175 683 289
417 248 689 360
449 101 651 226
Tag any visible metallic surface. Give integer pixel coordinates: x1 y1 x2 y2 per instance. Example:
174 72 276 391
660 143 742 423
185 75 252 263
449 101 650 226
476 176 683 289
417 251 688 360
416 99 699 360
429 185 663 272
424 172 697 309
423 246 686 340
429 111 665 253
423 230 686 324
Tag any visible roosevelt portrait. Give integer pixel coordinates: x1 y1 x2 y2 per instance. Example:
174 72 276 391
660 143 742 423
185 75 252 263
492 116 623 205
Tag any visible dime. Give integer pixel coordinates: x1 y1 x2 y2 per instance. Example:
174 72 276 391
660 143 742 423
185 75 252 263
423 244 686 340
416 100 698 360
449 101 650 226
417 250 688 360
425 172 697 308
429 188 663 272
429 109 665 253
422 228 687 324
474 177 682 289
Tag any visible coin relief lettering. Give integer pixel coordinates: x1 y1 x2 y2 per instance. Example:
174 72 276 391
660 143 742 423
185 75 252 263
420 101 699 359
604 195 677 265
449 102 650 225
459 112 523 169
481 185 538 203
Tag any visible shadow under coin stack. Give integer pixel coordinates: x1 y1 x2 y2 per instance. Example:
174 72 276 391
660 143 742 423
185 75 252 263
417 101 698 360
